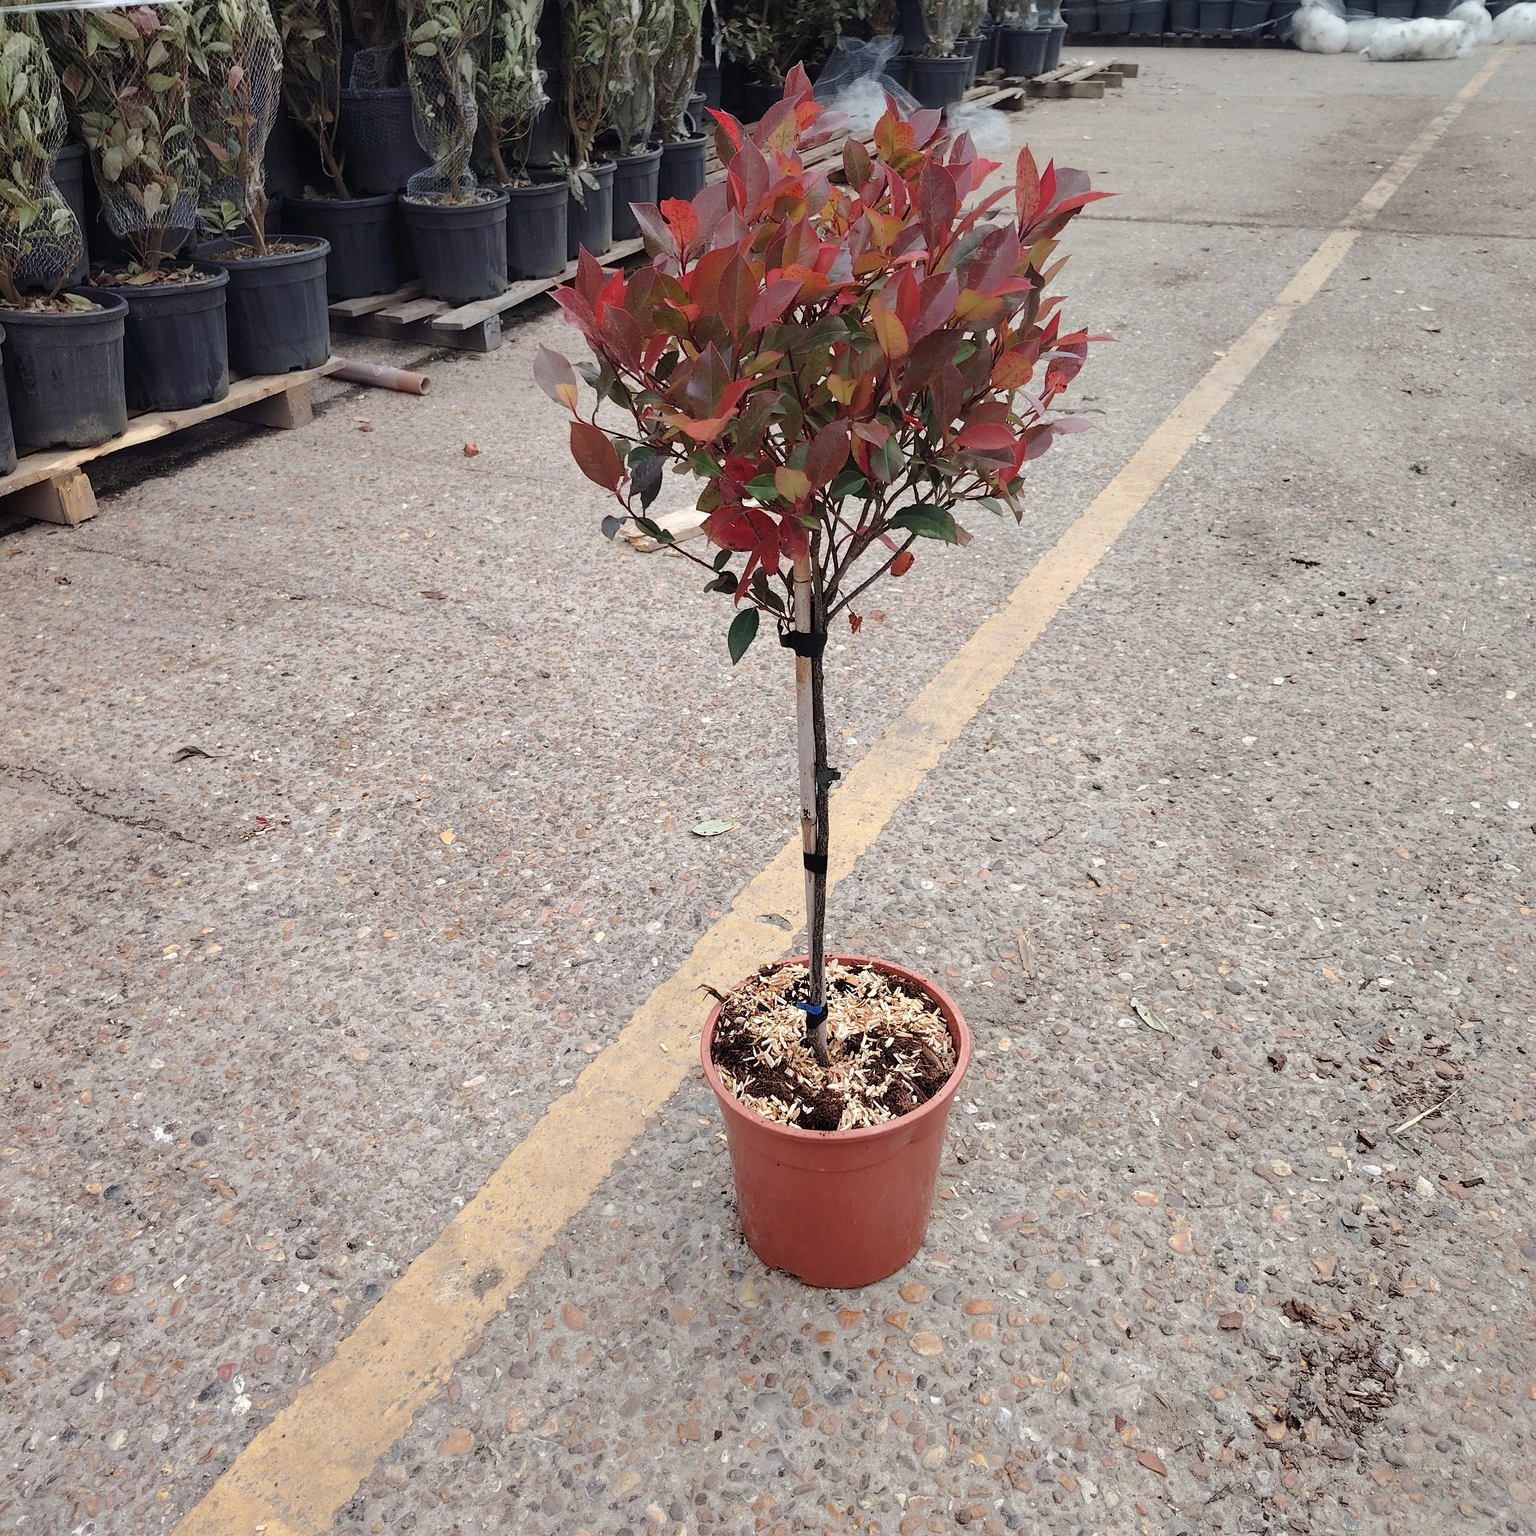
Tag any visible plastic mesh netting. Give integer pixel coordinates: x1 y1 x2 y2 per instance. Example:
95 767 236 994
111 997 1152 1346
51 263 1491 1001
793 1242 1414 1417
0 10 83 301
609 0 670 154
276 0 348 195
559 0 638 175
476 0 547 183
48 2 201 268
402 0 491 198
189 0 283 247
652 0 701 142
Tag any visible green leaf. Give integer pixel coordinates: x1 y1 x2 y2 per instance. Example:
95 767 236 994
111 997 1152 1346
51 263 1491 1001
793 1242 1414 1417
744 474 780 503
888 505 959 543
749 568 784 615
712 547 732 572
691 819 737 838
727 607 759 665
828 466 868 502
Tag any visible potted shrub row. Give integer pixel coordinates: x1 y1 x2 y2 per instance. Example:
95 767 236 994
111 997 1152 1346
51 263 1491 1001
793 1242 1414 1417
0 1 331 464
539 76 1105 1284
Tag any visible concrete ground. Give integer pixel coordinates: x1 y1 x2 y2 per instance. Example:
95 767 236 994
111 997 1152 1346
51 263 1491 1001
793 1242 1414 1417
3 40 1535 1536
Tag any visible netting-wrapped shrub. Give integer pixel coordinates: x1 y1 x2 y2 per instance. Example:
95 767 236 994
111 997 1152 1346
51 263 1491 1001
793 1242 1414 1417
609 0 671 154
560 0 639 179
0 12 83 303
277 0 348 194
188 0 283 248
403 0 491 199
922 0 963 51
653 0 702 141
49 3 201 269
476 0 547 183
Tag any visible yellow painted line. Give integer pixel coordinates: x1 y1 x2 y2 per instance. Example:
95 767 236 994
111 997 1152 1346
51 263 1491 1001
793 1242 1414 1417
175 55 1505 1536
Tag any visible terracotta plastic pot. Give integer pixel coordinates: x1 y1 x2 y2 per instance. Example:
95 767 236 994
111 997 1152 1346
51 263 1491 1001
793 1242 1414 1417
700 954 971 1289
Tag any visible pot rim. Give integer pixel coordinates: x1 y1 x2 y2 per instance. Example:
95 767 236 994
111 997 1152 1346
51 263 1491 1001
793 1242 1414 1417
293 190 399 210
615 146 665 167
199 235 331 268
399 187 510 210
0 288 128 325
699 952 971 1147
89 259 230 293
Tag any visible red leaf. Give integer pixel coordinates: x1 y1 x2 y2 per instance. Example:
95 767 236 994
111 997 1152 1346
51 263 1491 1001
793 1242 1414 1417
804 421 850 490
660 197 699 251
569 422 624 493
1014 146 1041 230
532 345 579 412
748 277 802 331
955 422 1017 452
890 551 914 577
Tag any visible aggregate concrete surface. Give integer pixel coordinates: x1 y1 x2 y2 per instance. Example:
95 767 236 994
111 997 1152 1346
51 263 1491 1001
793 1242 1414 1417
3 44 1534 1536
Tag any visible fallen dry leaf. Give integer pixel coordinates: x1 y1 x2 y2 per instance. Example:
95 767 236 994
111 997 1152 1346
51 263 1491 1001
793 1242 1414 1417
463 442 480 457
1137 1450 1167 1476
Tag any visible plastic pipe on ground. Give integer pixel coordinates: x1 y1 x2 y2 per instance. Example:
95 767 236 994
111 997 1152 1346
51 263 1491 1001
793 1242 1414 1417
331 359 432 395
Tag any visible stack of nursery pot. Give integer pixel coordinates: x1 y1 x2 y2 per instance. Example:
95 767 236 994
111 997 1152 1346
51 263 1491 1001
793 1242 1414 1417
607 0 672 242
956 0 988 81
339 0 432 194
3 11 124 454
912 0 970 106
401 0 506 303
546 0 641 260
653 0 705 202
280 0 400 298
184 0 331 375
477 0 564 280
537 74 1106 1285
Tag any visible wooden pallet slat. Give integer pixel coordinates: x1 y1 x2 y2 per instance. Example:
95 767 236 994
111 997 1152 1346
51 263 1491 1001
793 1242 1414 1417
0 359 341 526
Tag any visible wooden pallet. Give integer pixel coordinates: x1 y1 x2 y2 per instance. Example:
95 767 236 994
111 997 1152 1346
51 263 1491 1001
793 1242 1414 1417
1016 58 1139 97
0 359 341 528
327 237 648 354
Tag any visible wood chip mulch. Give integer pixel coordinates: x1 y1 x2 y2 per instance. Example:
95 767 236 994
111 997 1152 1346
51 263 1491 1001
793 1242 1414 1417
710 960 957 1133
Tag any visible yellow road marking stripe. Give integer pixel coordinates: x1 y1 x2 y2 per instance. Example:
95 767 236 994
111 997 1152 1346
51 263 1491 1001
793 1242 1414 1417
175 55 1504 1536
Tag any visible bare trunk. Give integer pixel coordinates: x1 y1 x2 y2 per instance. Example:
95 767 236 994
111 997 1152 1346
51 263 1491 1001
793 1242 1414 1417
321 134 351 200
794 554 832 1066
486 127 511 187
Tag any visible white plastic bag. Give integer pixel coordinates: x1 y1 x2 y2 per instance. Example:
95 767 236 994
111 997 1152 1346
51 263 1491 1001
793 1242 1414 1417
1490 0 1536 41
1363 17 1474 56
1447 0 1492 42
813 36 921 130
1292 1 1350 50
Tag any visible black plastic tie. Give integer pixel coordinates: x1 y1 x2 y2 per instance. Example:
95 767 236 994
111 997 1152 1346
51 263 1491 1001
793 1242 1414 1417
802 852 828 876
779 628 828 659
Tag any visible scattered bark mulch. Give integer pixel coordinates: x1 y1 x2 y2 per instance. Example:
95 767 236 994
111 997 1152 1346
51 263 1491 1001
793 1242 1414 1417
710 960 956 1133
90 265 219 288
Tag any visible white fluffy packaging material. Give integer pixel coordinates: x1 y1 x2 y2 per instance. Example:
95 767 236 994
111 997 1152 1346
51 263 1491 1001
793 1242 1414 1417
1292 1 1350 51
1447 0 1492 41
1363 16 1475 57
944 103 1014 158
1491 0 1536 41
1344 15 1385 48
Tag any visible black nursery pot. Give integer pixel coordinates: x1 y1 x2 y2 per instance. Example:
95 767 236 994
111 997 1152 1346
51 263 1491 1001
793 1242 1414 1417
1232 0 1271 26
504 180 567 282
400 190 509 304
743 80 782 123
1002 26 1052 77
1 291 127 453
1169 0 1200 29
524 85 571 169
199 237 331 374
1198 0 1234 30
89 261 229 412
339 86 432 194
909 55 971 109
534 162 615 261
612 148 662 243
1098 0 1134 31
1130 0 1168 31
0 326 15 476
1061 1 1098 31
1413 0 1452 13
52 143 91 287
285 193 399 300
658 135 708 203
1046 20 1068 65
695 61 722 108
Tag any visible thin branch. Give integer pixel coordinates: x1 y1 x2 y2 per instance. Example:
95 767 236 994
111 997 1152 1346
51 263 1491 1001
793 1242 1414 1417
827 532 918 621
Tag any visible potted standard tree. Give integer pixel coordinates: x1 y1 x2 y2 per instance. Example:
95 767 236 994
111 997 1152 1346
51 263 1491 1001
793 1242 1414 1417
0 9 102 465
653 0 705 202
607 0 671 242
400 0 507 302
550 0 640 260
477 0 562 278
185 0 331 374
537 76 1106 1285
3 10 130 452
280 0 402 297
338 0 431 193
912 0 969 105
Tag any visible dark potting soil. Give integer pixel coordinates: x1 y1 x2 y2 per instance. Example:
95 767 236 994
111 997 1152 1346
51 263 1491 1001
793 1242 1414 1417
400 190 505 208
0 293 102 315
710 961 956 1133
90 265 220 288
217 240 313 260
